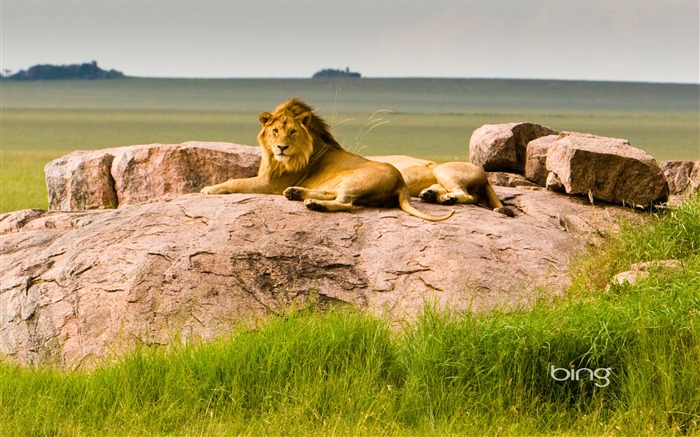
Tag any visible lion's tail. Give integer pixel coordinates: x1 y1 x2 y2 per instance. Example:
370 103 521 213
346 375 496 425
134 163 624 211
484 184 503 209
398 186 455 222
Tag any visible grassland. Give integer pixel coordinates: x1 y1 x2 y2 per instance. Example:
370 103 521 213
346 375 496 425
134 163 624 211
1 78 698 212
1 195 698 436
1 79 699 435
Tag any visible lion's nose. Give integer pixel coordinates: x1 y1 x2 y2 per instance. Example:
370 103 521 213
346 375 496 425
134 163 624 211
277 145 289 153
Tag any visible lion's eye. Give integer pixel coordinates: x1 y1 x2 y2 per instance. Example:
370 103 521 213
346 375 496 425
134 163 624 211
272 128 279 135
290 129 297 136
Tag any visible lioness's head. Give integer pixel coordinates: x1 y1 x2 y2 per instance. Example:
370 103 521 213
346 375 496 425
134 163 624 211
258 98 343 175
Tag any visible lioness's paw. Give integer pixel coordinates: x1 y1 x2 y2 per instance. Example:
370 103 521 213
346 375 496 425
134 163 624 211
201 186 214 195
284 187 304 201
419 189 439 204
439 194 458 206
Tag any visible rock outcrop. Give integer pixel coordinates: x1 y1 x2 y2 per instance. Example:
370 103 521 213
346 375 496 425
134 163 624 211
45 142 260 210
1 187 638 369
46 135 679 213
525 135 558 187
45 151 119 211
469 123 558 173
660 160 700 196
545 132 668 206
5 127 675 369
471 124 670 206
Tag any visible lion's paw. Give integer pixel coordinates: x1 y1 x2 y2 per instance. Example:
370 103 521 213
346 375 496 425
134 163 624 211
201 186 214 195
284 187 304 201
304 199 329 212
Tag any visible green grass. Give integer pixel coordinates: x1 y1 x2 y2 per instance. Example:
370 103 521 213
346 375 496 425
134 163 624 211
1 78 698 213
2 196 699 436
0 109 258 213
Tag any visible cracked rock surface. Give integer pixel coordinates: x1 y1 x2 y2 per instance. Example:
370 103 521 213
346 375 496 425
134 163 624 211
1 188 639 368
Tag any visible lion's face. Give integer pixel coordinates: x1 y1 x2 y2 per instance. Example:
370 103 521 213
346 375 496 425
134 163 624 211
258 111 314 174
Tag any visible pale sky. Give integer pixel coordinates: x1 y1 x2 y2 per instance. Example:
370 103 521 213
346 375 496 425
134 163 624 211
1 0 699 83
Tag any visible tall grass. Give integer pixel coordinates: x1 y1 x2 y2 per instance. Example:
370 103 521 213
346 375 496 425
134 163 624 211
1 196 698 436
571 196 700 295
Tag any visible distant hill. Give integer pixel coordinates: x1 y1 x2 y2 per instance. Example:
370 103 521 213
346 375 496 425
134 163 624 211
5 61 125 80
312 68 361 79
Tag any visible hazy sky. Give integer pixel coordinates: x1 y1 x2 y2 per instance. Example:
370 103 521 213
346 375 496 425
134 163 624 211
2 0 698 83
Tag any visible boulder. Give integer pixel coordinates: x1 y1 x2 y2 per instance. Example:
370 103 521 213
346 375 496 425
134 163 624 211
525 135 559 186
660 160 700 196
0 187 639 369
469 123 558 173
45 142 261 210
111 142 260 207
605 260 681 292
487 172 540 188
45 150 118 211
545 132 668 206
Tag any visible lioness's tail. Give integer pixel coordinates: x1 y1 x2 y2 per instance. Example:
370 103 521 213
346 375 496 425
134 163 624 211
398 186 454 222
484 184 503 209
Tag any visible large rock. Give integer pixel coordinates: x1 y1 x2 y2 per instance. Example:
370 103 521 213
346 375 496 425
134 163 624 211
0 188 639 369
660 160 700 196
525 135 559 186
45 142 260 210
545 132 668 206
45 150 118 211
469 123 558 173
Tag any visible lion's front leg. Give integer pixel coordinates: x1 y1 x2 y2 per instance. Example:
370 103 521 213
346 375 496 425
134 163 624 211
304 197 355 212
201 180 236 194
283 187 355 212
283 187 337 201
201 176 275 195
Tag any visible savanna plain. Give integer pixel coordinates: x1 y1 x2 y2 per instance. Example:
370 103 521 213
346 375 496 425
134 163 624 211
1 78 699 436
1 78 698 212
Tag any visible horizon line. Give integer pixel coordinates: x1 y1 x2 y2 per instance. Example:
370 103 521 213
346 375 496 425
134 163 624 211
111 75 700 86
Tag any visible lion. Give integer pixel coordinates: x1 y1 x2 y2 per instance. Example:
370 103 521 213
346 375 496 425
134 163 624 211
366 155 508 213
201 98 454 222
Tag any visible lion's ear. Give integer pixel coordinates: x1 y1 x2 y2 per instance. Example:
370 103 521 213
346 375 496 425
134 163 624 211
259 112 273 125
297 112 312 127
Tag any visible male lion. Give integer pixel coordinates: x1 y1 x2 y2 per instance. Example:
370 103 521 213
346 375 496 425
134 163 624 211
366 155 507 213
201 98 453 222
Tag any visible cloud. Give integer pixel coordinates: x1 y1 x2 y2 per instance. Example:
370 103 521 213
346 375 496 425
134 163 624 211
2 0 697 82
363 1 698 82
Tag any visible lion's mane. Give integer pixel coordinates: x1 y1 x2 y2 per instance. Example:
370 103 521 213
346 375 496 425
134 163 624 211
257 98 343 178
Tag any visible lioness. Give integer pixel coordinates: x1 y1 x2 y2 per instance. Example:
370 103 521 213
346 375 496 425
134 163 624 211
367 155 505 211
201 98 454 222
